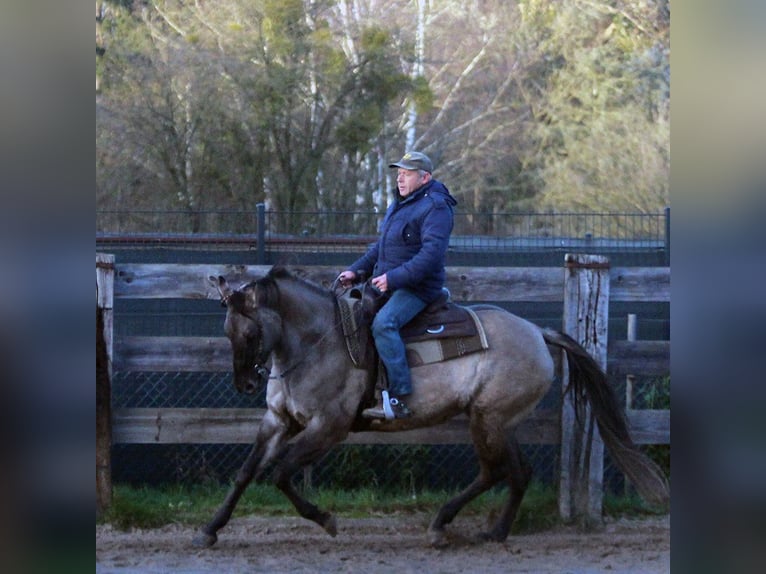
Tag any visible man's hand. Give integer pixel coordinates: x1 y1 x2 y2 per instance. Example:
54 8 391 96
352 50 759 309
371 274 389 293
337 270 357 287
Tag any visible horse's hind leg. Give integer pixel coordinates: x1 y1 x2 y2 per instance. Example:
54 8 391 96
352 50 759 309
427 472 496 548
478 434 532 542
427 415 514 547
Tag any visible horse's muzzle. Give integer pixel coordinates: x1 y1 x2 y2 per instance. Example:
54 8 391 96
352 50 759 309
235 364 270 395
240 380 258 395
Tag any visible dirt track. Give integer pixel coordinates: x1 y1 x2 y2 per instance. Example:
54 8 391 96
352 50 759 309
96 512 669 573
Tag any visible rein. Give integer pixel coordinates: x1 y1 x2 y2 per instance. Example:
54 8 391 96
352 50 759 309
268 322 340 380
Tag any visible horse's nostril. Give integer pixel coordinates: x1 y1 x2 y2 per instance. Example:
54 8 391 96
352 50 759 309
244 382 257 395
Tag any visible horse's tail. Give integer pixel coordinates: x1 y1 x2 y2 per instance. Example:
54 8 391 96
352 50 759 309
542 328 670 508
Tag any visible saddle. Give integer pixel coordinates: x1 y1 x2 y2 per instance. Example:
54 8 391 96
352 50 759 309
336 282 488 370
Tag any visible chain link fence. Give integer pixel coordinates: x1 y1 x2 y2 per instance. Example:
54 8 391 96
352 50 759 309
101 208 669 496
110 370 562 493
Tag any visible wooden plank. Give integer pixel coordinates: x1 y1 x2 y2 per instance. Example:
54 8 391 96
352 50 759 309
114 336 232 372
348 410 562 445
111 263 669 303
445 267 562 302
112 408 666 446
112 408 558 445
114 335 667 378
113 408 262 444
609 267 670 302
113 264 274 299
607 340 670 377
627 409 670 444
112 263 564 302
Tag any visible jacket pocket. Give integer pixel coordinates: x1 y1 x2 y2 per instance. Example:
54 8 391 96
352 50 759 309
401 223 419 246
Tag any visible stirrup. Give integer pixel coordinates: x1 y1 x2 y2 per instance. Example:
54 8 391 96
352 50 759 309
382 390 395 420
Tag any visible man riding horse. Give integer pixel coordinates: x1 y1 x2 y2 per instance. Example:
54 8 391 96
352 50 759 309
338 151 457 420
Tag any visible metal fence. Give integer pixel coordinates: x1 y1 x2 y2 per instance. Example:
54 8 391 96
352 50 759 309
98 206 670 239
100 208 669 495
97 207 669 259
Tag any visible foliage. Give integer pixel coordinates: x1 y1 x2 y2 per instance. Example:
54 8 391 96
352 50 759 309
603 488 667 517
316 445 431 493
641 376 671 478
100 480 659 532
642 376 670 410
515 1 669 213
97 1 670 231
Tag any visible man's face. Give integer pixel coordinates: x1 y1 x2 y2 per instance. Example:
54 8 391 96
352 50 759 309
396 168 430 198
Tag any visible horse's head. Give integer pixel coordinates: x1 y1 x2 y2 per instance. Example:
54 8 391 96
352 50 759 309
210 275 282 395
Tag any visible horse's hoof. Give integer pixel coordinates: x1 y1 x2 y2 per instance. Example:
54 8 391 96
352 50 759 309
475 531 492 543
428 528 448 548
476 530 507 543
192 530 218 548
322 515 338 537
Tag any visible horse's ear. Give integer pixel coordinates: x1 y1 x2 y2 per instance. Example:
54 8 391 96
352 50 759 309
243 283 259 308
209 275 233 305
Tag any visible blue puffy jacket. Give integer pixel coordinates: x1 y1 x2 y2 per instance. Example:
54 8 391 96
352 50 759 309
347 179 457 303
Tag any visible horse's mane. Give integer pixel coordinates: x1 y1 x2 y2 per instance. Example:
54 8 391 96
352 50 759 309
254 265 332 308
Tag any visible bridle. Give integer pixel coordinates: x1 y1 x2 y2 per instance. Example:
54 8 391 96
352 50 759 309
219 290 272 385
248 314 273 383
221 288 343 383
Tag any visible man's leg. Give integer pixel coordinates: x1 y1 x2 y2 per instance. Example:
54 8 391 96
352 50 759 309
365 289 426 419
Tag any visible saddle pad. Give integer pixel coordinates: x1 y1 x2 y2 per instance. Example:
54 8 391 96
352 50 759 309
337 293 489 369
405 308 489 367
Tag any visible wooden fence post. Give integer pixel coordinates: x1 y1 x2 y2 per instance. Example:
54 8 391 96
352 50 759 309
97 253 115 516
625 314 637 411
559 253 610 528
624 313 637 496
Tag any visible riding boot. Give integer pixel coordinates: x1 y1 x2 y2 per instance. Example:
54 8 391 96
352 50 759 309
362 390 412 420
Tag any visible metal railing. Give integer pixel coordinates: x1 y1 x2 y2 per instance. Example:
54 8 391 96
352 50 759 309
97 206 670 264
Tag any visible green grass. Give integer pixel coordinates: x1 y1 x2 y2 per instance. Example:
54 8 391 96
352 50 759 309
99 481 663 533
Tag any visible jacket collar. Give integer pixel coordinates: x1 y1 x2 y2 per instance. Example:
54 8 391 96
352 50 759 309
397 179 433 205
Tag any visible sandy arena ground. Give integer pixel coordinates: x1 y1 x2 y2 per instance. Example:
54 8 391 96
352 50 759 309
97 512 670 573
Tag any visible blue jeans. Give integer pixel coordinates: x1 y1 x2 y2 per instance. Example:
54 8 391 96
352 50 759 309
371 288 427 398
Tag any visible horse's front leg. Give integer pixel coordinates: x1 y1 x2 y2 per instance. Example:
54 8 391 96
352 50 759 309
192 411 288 548
270 419 347 537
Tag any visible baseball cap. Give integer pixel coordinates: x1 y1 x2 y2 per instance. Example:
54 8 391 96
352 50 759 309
388 151 433 173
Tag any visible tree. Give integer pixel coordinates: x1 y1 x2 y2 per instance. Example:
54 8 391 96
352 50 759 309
97 0 671 232
513 0 670 214
97 0 412 232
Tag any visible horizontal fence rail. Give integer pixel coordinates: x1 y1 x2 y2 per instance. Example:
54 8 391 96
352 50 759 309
111 336 669 375
111 264 670 302
112 408 668 446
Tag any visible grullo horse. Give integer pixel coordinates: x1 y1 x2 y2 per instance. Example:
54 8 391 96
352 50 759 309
194 265 668 548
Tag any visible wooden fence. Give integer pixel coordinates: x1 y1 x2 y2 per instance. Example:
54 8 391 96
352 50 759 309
96 254 669 522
